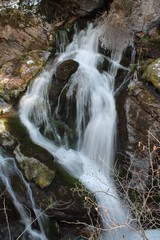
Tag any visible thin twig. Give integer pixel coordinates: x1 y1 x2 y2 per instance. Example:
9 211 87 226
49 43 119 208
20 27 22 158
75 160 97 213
3 198 12 240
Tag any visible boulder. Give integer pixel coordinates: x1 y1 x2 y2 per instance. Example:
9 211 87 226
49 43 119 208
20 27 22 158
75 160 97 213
56 59 79 83
14 144 55 188
48 60 78 148
142 58 160 91
76 0 105 15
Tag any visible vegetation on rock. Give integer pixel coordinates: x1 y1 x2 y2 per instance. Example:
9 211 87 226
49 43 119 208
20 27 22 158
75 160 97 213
14 144 56 188
142 58 160 91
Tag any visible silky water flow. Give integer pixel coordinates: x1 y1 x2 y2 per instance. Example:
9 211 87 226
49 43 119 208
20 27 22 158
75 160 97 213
19 23 160 240
0 147 48 239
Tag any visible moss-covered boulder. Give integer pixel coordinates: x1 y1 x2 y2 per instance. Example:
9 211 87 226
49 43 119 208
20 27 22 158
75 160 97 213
142 58 160 91
14 144 55 188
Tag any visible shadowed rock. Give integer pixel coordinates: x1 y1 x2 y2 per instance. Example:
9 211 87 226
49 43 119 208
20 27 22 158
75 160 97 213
56 59 79 83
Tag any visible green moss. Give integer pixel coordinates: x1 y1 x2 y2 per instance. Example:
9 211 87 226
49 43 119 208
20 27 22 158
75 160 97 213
129 64 137 73
6 115 28 139
130 59 154 75
141 36 149 44
128 84 136 92
6 115 57 173
150 74 160 91
142 58 160 91
0 88 4 97
140 59 154 72
56 164 77 186
5 115 87 199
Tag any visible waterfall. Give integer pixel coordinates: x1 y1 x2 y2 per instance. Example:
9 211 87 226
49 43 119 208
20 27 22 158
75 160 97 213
19 23 160 239
0 147 48 239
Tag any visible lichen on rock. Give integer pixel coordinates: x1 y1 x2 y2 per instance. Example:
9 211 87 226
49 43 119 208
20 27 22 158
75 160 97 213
0 50 50 102
14 144 55 188
142 58 160 91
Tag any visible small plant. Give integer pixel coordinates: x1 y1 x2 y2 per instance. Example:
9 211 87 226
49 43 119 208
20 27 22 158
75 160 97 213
141 36 149 44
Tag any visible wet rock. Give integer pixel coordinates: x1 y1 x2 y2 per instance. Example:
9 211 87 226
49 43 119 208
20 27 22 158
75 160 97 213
142 58 160 91
39 0 105 22
14 144 55 188
56 59 79 83
0 119 17 149
75 0 105 16
49 68 77 148
0 221 25 240
117 78 160 189
30 179 96 224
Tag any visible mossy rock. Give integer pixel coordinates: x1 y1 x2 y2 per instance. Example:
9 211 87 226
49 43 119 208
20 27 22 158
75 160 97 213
5 115 29 140
140 59 155 72
142 58 160 91
14 145 56 188
5 114 77 185
5 114 92 217
6 114 55 165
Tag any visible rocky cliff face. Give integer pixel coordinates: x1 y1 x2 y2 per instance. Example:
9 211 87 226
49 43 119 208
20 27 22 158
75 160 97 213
0 0 108 102
97 0 160 191
117 77 160 187
0 8 53 101
102 0 160 36
98 0 160 54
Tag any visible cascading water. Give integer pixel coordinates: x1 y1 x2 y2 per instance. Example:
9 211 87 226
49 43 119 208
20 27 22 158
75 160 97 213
0 147 48 240
19 23 160 239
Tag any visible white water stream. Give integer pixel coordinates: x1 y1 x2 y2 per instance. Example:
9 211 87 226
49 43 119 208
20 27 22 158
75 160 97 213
0 148 48 239
19 24 160 239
